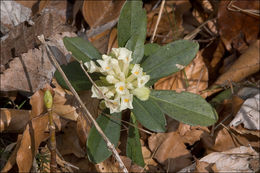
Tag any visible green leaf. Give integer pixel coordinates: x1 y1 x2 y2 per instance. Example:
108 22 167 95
132 97 166 132
126 33 145 64
126 113 145 167
150 90 218 126
209 87 239 108
142 40 199 86
144 43 160 57
118 0 147 48
87 112 122 164
63 37 101 63
54 61 99 92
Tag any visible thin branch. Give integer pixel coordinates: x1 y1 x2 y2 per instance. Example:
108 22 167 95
38 35 128 173
150 0 165 43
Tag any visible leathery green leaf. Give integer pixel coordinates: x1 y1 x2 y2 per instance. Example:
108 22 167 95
150 90 218 126
142 40 199 86
63 37 101 63
118 0 146 47
132 97 166 132
54 61 99 92
87 112 121 163
126 113 145 167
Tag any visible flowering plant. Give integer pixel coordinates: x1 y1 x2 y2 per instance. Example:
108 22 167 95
55 0 218 167
85 48 150 113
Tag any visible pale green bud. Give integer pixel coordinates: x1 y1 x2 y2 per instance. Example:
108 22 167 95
44 90 53 109
132 87 150 101
99 100 106 110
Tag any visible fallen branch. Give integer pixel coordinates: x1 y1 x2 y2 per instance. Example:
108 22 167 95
38 35 128 173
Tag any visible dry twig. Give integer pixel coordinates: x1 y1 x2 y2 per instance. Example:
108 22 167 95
150 0 165 43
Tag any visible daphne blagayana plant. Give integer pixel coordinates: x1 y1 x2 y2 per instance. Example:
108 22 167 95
54 0 218 167
85 48 150 113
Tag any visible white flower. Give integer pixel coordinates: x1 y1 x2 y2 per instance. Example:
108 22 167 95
115 82 128 95
87 48 150 113
110 58 121 74
120 94 133 110
105 97 120 113
84 61 100 73
112 48 132 64
105 91 114 99
97 58 114 75
137 75 150 88
91 86 108 99
102 54 111 61
131 64 143 77
106 75 119 84
132 87 150 101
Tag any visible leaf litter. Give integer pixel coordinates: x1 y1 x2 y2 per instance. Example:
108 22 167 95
1 0 259 172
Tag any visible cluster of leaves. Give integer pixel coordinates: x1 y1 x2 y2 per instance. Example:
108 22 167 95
55 0 218 166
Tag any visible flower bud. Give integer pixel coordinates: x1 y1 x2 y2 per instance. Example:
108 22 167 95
44 90 53 109
132 87 150 101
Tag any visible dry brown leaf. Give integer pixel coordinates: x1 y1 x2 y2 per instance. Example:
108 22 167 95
208 127 259 153
0 108 30 133
230 94 259 130
89 29 111 54
215 40 260 86
52 84 79 122
0 46 55 92
107 28 118 53
0 108 11 132
16 0 49 16
82 1 125 28
63 154 96 172
0 32 75 93
178 123 210 146
218 1 259 52
148 132 193 172
231 125 260 138
147 1 191 43
201 146 259 172
29 79 79 123
194 160 213 173
0 1 31 34
1 135 22 172
141 146 157 167
210 40 225 69
155 51 208 95
202 40 260 98
16 114 49 172
1 13 70 71
56 122 85 158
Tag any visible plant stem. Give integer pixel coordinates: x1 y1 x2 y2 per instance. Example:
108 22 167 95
38 35 128 173
44 89 56 172
47 108 57 173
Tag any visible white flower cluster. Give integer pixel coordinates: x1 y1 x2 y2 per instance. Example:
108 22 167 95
84 48 150 113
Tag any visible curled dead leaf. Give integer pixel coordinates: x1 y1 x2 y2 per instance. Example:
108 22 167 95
0 108 30 133
148 132 193 172
215 40 260 86
56 122 85 158
16 114 49 172
200 146 259 172
82 1 125 28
